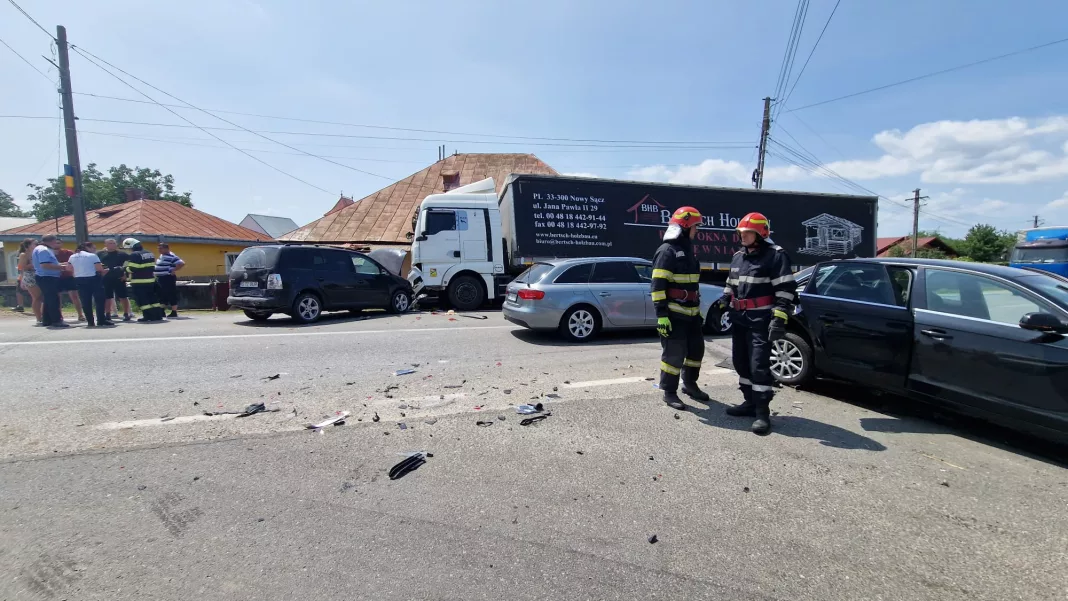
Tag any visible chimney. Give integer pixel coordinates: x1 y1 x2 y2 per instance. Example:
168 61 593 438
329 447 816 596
125 188 146 202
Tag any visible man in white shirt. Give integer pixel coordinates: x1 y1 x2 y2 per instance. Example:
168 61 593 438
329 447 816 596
69 242 113 327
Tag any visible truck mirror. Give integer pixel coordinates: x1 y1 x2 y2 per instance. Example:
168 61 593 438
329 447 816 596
416 233 428 242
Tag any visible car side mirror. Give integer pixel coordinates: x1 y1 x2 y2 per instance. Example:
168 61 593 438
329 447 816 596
1019 312 1068 333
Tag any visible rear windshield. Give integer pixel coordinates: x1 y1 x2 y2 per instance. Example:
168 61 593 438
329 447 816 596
231 247 279 271
513 263 554 284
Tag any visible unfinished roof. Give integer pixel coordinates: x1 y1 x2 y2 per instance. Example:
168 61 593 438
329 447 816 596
0 200 270 243
280 153 558 244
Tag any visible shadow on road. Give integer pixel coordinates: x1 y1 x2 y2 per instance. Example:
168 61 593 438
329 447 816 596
229 309 398 328
510 327 732 348
689 396 888 451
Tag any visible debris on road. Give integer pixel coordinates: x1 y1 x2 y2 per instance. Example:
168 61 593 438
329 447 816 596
444 384 463 389
340 482 355 493
398 423 408 430
306 411 351 430
459 314 488 320
645 377 654 381
503 389 512 395
674 413 680 420
263 374 281 381
743 486 750 493
476 420 495 427
394 368 417 376
372 412 381 422
648 535 658 544
516 404 538 415
389 452 428 480
237 402 269 418
497 415 506 421
230 374 243 379
424 418 438 425
544 394 560 399
519 412 551 427
940 481 950 487
398 404 409 410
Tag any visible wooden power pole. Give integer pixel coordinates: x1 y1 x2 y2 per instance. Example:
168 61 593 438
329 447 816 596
56 25 88 243
910 188 929 258
753 97 772 189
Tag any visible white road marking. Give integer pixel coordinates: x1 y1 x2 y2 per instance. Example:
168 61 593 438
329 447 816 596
0 325 513 347
563 367 733 389
96 413 239 430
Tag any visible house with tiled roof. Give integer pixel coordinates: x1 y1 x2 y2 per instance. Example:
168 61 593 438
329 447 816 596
876 235 959 258
279 153 558 246
0 200 271 280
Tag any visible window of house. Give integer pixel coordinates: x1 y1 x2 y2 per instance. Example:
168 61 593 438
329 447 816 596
925 269 1050 325
590 261 642 284
425 210 457 236
224 252 241 273
554 263 593 284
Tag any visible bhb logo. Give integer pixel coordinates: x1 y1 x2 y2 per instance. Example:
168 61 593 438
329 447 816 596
626 194 667 225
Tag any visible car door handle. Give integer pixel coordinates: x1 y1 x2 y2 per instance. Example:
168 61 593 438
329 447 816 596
452 251 461 258
920 328 953 340
598 292 611 297
818 313 841 324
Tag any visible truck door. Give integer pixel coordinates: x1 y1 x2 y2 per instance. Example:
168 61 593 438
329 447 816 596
416 209 460 283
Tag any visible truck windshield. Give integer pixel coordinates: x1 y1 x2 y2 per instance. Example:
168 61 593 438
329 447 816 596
1011 246 1068 264
514 263 554 284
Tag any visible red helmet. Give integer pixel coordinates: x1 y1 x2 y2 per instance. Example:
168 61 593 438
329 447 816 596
737 212 771 238
669 206 703 228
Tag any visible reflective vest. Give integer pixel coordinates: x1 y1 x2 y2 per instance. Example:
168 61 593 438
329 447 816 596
650 237 701 319
125 251 158 285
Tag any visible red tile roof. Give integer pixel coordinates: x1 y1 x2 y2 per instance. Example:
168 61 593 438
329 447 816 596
280 153 558 244
0 199 270 242
325 196 354 216
876 236 907 254
876 235 957 257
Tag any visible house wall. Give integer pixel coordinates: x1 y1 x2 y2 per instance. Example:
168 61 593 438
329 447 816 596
1 240 259 281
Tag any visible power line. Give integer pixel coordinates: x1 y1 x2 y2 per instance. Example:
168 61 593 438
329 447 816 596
787 34 1068 113
4 0 53 38
72 92 746 147
68 49 337 195
0 35 53 83
780 0 841 109
771 0 810 119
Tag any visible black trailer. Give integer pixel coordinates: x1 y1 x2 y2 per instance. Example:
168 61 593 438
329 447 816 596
499 174 878 278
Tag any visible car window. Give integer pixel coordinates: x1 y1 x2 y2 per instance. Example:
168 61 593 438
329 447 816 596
590 261 642 284
514 263 554 284
425 210 456 236
810 263 902 306
554 263 593 284
925 269 1050 325
351 255 382 276
1016 274 1068 308
316 250 355 273
886 266 914 307
633 263 653 283
231 247 279 271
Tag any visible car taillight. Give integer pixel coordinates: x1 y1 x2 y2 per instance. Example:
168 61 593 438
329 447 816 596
266 274 283 290
517 289 544 300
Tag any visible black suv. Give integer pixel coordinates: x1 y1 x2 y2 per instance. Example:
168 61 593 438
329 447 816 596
227 245 414 323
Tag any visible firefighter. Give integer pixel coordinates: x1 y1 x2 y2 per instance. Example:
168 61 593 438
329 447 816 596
719 212 796 435
651 206 710 410
122 238 166 322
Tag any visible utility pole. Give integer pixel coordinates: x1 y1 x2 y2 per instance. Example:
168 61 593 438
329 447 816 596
752 97 772 189
1033 215 1044 229
56 25 88 243
910 188 929 258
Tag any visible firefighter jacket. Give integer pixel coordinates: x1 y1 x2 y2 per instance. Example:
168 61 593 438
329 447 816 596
723 242 796 314
650 236 701 320
125 251 158 285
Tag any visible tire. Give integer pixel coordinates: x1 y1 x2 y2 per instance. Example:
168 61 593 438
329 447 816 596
243 310 272 322
704 307 733 335
559 305 601 342
771 332 813 386
291 292 322 324
389 289 412 314
447 275 484 311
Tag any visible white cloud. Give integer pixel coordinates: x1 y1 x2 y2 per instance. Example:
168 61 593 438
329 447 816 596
1045 191 1068 210
626 159 751 186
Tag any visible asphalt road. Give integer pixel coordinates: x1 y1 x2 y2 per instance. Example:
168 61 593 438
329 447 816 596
0 309 1065 600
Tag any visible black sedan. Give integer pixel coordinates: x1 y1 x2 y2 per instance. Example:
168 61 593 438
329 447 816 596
772 258 1068 441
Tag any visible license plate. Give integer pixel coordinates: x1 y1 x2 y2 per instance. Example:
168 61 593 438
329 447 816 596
506 291 517 302
240 281 260 288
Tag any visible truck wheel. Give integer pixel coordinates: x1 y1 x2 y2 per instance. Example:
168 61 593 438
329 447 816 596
771 332 812 386
447 275 484 311
559 305 601 342
291 292 322 324
243 310 272 322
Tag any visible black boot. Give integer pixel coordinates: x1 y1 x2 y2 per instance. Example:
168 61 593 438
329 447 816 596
663 391 686 410
751 407 772 435
681 382 710 402
725 400 756 417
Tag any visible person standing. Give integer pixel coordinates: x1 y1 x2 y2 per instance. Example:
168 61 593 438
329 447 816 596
122 238 165 322
32 235 69 328
16 238 42 322
53 244 86 322
720 212 796 435
70 242 113 327
98 238 133 321
154 243 185 318
651 206 711 410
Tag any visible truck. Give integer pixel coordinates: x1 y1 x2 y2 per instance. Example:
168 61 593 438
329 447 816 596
408 174 878 310
1009 226 1068 277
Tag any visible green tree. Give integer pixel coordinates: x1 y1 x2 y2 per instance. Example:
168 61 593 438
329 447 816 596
25 163 193 221
887 242 948 260
0 188 30 217
961 224 1012 263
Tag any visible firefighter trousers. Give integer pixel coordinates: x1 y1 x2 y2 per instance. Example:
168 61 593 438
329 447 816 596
731 310 774 410
131 282 165 321
659 316 704 392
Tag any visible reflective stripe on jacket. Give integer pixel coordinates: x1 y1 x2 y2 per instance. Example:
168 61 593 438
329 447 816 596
723 243 796 313
125 251 158 285
650 237 701 319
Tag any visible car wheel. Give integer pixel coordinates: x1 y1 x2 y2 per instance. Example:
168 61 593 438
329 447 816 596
389 289 412 313
291 292 322 324
771 332 812 386
704 307 733 335
243 310 272 322
559 305 601 342
447 275 484 311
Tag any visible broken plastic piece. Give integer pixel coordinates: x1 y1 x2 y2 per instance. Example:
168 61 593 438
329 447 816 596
516 404 537 415
372 412 381 422
398 423 408 430
648 535 658 544
306 411 351 429
476 420 494 427
394 368 416 376
237 402 266 417
519 412 551 426
424 418 438 425
389 452 427 480
459 314 488 320
263 374 281 380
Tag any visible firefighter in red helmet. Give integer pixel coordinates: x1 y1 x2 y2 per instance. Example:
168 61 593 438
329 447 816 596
719 212 796 434
651 206 710 410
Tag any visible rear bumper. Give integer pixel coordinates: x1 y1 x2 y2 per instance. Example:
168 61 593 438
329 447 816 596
502 302 563 330
227 294 289 312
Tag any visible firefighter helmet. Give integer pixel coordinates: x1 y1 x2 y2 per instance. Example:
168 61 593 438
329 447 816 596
736 212 771 238
121 237 141 249
669 206 703 228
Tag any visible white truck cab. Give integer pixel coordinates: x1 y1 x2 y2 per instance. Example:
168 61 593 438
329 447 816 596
409 178 506 310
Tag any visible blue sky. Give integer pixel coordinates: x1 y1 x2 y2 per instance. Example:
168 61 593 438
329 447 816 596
3 0 1068 237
